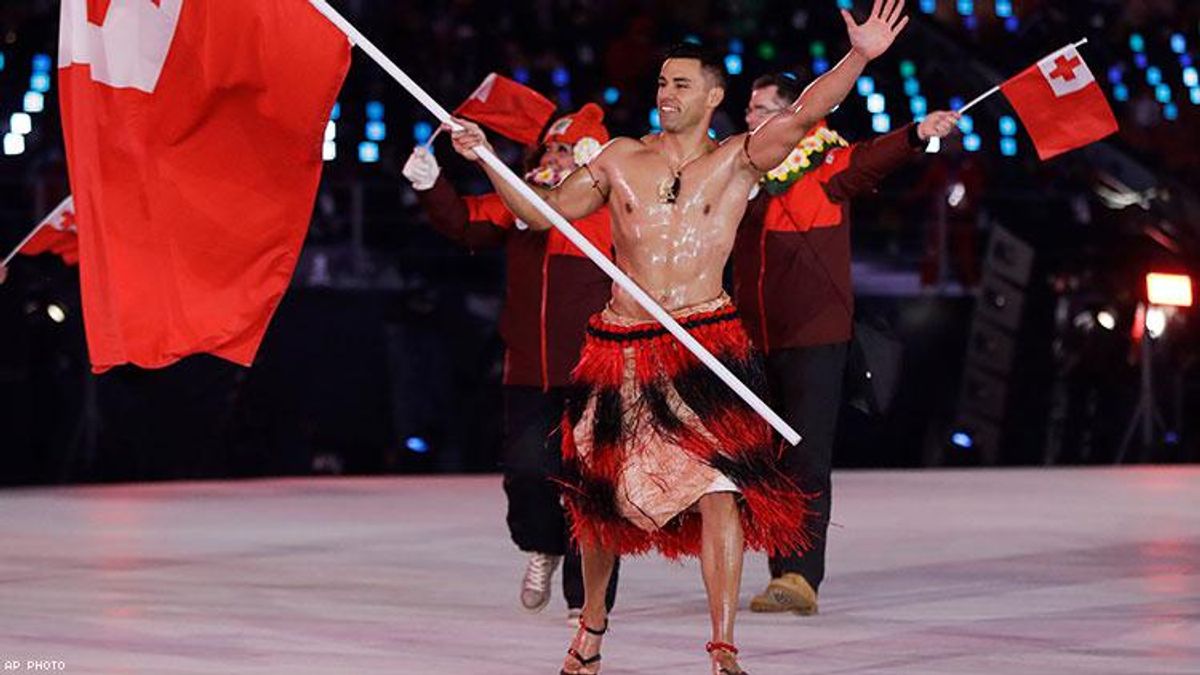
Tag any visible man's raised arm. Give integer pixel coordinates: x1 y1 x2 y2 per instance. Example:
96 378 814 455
448 118 607 231
744 0 910 173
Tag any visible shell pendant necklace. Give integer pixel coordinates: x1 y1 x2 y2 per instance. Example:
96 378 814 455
657 144 706 204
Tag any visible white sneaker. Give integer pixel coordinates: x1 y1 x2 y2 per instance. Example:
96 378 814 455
520 552 561 613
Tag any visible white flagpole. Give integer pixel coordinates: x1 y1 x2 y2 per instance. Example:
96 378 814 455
957 38 1090 115
307 0 802 445
2 195 74 267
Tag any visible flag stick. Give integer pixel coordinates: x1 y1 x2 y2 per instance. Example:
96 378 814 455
307 0 803 445
957 38 1090 114
2 196 73 267
423 126 443 150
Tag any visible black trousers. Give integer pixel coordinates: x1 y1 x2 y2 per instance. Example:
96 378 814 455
763 342 849 592
502 386 618 610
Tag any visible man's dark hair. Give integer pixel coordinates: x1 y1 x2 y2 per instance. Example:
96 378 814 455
663 42 727 89
752 72 803 104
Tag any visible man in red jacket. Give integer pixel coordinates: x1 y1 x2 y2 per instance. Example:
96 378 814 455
402 103 619 624
734 72 959 616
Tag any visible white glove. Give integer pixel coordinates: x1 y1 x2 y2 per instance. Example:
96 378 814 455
402 146 440 191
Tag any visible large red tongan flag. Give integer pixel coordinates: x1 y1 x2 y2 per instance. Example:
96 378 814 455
1000 44 1119 160
58 0 350 372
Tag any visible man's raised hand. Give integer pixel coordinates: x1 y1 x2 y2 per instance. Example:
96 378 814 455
841 0 909 61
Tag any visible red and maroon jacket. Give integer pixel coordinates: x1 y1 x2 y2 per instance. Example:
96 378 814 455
732 123 924 352
417 175 613 389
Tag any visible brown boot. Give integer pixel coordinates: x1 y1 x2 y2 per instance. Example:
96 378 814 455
749 574 818 615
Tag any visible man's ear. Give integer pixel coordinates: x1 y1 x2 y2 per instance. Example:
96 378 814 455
707 85 726 109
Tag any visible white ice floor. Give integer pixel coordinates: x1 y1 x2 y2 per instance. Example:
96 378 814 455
1 468 1198 674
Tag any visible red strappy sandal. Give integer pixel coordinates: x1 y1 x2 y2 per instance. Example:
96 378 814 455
706 641 748 675
560 618 608 675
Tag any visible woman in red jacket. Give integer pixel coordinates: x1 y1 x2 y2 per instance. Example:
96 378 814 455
402 103 619 624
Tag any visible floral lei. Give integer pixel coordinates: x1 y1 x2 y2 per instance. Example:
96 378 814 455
762 126 849 196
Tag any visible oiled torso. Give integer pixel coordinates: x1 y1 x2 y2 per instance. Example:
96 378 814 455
599 135 756 318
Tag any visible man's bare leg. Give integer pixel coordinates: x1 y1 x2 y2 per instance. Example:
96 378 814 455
699 492 746 673
562 543 616 674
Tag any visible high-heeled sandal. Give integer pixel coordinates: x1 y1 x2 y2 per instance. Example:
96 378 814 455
560 618 608 675
706 641 748 675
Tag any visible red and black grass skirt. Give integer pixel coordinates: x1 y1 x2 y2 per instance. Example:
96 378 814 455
559 295 812 560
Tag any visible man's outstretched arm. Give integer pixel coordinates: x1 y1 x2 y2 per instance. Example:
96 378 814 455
448 118 608 231
744 0 910 173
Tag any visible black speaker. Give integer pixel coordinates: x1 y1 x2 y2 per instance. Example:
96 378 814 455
978 273 1026 332
960 365 1009 421
966 317 1016 374
986 227 1035 286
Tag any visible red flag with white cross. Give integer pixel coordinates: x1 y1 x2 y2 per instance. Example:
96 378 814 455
1000 43 1118 160
19 196 80 266
58 0 350 373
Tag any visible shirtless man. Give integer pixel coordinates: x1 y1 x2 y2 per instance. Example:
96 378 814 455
451 4 910 672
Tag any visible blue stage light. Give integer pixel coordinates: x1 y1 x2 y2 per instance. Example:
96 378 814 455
1000 137 1018 156
904 79 921 97
957 0 974 16
406 437 429 453
603 87 620 105
1164 103 1179 120
366 101 384 122
999 115 1017 136
358 141 379 163
30 73 51 93
951 432 974 448
920 0 936 14
331 102 341 120
1129 33 1145 53
958 114 974 134
725 54 743 76
963 133 981 152
867 93 886 113
551 66 570 88
994 0 1013 18
813 58 830 75
872 113 891 133
513 67 530 84
413 121 433 144
857 76 875 96
910 96 928 116
1170 33 1187 55
1146 66 1162 86
1113 84 1130 102
32 53 52 73
1155 83 1172 103
366 120 387 142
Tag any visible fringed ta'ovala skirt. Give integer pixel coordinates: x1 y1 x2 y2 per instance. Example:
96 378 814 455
559 295 812 559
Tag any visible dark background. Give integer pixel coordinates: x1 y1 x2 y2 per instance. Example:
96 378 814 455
1 0 1197 485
